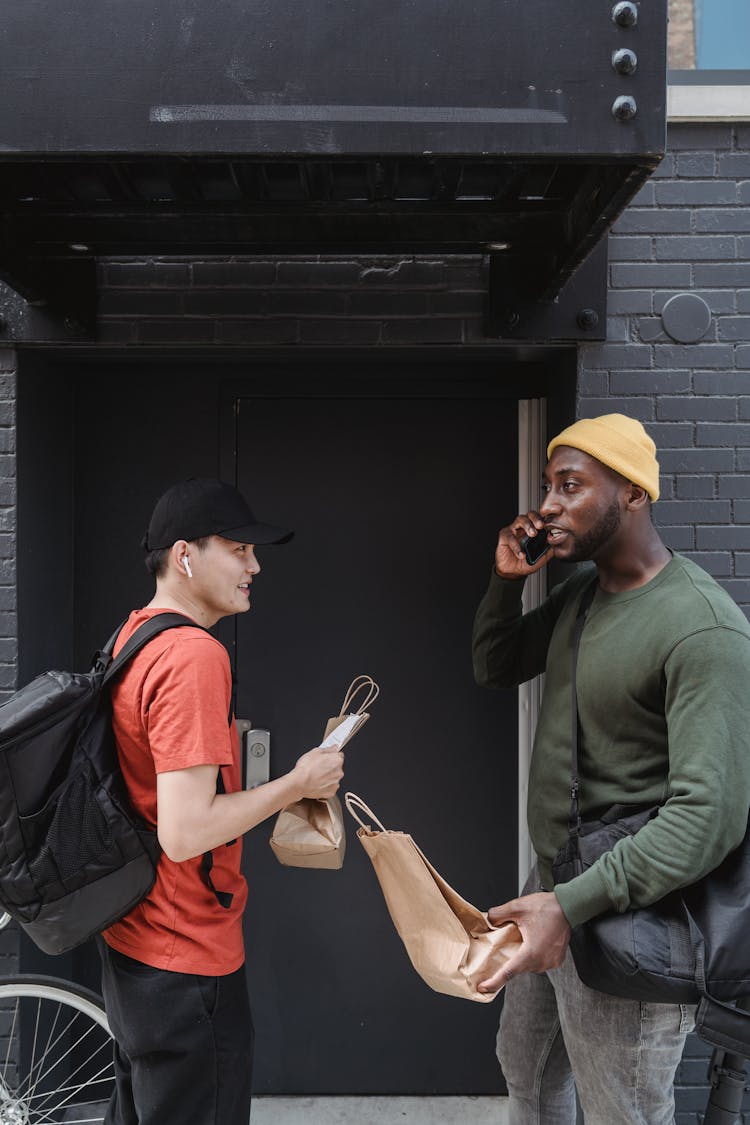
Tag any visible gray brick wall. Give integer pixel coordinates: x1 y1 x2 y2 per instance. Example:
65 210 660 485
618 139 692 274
581 121 750 634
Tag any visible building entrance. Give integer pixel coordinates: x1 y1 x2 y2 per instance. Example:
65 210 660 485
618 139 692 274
17 356 572 1096
228 379 517 1093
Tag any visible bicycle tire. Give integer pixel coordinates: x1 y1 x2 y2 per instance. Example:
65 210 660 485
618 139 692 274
0 974 113 1124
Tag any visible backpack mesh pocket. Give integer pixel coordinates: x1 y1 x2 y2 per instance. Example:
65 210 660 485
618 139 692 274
20 761 119 889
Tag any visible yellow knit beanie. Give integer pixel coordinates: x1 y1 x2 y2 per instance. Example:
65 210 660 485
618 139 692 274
547 414 660 502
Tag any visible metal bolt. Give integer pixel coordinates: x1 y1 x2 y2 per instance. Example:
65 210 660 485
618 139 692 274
612 2 638 27
576 308 600 331
250 742 266 758
612 48 638 75
612 95 638 121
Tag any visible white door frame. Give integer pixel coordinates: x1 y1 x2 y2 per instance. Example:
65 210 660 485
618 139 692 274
517 398 547 892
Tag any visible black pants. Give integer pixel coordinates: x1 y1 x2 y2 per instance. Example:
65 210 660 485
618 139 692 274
98 940 254 1125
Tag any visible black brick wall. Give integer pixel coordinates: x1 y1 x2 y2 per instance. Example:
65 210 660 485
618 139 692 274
96 253 478 347
3 118 750 1115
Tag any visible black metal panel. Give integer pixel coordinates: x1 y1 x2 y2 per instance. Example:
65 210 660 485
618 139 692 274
0 0 667 338
488 239 609 341
1 0 665 157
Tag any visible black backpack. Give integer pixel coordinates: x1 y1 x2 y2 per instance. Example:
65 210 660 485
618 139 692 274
0 613 218 955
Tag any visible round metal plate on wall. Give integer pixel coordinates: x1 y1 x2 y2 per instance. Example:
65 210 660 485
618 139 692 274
661 292 712 343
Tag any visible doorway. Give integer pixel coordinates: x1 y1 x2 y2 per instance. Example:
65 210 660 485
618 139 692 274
227 380 517 1094
16 351 576 1096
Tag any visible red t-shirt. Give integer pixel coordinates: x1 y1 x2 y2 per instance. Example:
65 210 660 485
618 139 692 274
102 608 248 975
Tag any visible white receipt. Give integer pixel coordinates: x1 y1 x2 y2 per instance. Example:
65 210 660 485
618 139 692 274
320 712 361 749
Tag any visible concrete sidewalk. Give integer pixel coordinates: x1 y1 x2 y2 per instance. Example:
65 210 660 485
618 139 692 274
252 1096 509 1124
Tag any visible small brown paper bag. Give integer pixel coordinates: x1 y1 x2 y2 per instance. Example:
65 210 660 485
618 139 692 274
270 677 379 869
345 792 522 1002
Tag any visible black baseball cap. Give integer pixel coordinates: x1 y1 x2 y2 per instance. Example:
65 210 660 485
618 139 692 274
143 477 293 551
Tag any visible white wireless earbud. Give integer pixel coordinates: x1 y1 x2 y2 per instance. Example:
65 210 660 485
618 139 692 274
182 557 193 578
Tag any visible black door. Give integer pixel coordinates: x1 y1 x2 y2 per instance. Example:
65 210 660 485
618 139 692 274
19 358 523 1094
229 381 518 1094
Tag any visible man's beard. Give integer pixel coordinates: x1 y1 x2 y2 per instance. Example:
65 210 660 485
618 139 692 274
565 497 621 562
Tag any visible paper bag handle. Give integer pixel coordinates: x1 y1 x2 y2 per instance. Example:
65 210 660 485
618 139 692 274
340 675 379 717
344 792 387 834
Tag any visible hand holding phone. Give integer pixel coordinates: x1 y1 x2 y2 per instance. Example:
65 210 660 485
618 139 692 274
494 512 549 579
519 528 549 566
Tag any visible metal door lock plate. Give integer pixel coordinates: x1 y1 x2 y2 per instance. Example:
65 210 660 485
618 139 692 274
236 720 271 789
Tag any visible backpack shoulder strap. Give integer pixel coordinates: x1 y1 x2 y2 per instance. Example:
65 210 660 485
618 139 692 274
100 611 236 911
102 613 205 686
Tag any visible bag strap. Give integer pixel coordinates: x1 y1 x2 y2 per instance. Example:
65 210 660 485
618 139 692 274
682 910 750 1057
690 909 750 1052
99 612 235 911
695 990 750 1056
568 579 598 836
200 769 234 911
91 623 125 671
344 792 388 834
340 675 379 717
101 613 203 684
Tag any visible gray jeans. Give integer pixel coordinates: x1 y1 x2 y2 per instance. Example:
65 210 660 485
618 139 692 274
497 870 695 1125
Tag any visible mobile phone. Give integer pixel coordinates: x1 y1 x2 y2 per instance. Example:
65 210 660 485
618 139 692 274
520 529 549 566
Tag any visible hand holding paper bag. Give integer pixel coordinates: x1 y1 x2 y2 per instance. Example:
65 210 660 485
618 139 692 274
477 891 571 993
345 793 523 1003
270 677 379 869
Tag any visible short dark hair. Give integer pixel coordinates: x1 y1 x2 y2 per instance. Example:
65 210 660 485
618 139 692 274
144 536 211 579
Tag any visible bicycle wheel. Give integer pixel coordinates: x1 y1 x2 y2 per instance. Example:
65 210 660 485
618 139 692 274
0 975 113 1124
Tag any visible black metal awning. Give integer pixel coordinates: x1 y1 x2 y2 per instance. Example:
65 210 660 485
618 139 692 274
0 0 667 340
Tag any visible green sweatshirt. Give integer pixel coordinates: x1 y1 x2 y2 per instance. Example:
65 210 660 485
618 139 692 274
472 554 750 928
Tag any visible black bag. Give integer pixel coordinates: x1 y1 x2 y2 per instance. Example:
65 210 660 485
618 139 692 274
552 582 750 1055
0 613 208 956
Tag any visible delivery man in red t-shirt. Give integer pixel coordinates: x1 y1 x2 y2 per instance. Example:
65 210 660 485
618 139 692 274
98 477 344 1125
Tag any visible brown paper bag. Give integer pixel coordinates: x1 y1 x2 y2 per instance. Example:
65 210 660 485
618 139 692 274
345 792 522 1002
270 677 379 869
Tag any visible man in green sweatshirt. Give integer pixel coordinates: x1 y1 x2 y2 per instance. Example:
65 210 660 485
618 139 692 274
472 413 750 1125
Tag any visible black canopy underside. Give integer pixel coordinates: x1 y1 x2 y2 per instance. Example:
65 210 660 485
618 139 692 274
0 0 667 338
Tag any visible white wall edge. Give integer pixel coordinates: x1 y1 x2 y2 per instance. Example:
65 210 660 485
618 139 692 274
668 84 750 121
517 399 546 894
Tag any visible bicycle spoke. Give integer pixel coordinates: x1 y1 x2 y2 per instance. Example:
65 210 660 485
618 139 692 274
14 997 65 1104
27 1049 113 1123
24 1012 107 1096
0 978 113 1125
